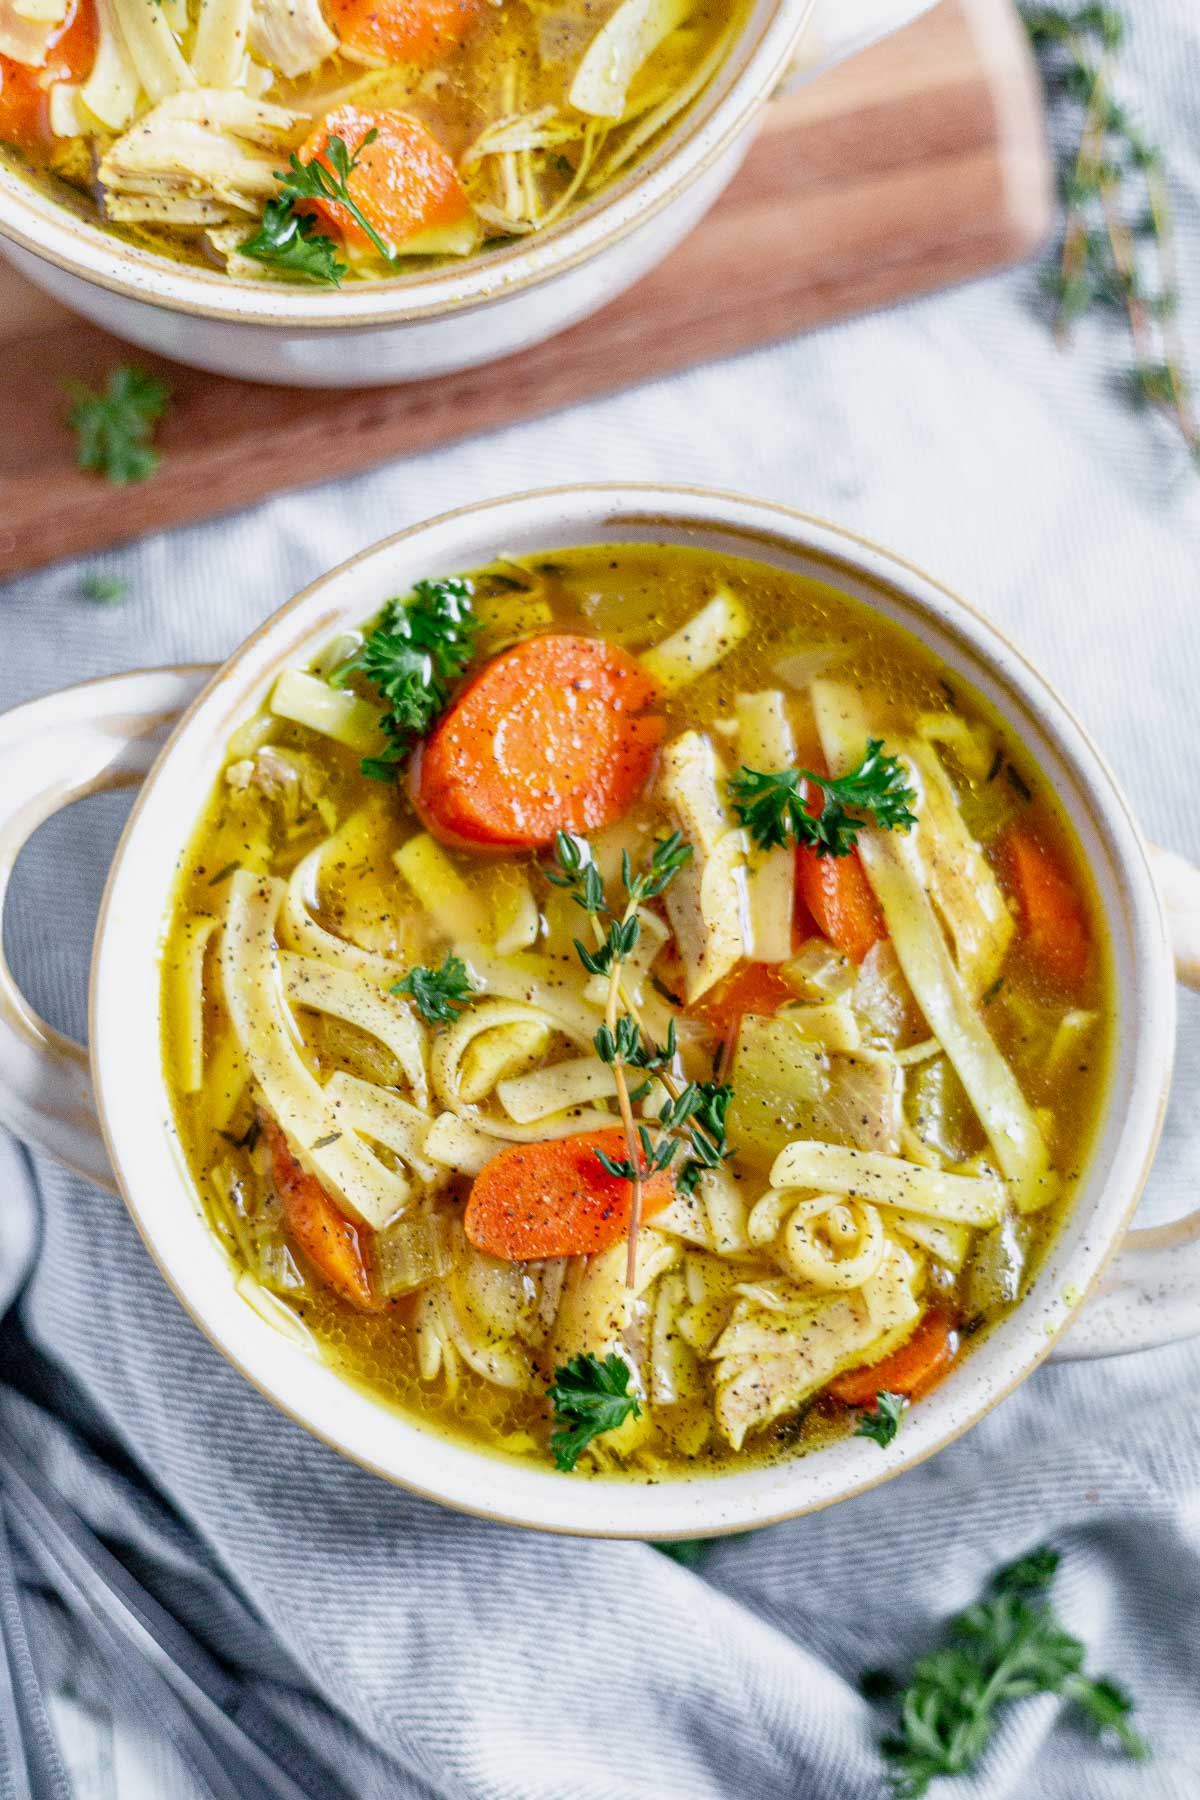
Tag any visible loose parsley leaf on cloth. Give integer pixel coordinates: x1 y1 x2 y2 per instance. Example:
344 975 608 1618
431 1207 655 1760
729 739 917 857
67 365 169 485
547 1352 640 1471
654 1539 715 1568
390 953 477 1025
243 131 395 284
869 1544 1150 1796
854 1390 906 1448
241 197 347 284
81 572 128 604
331 576 479 779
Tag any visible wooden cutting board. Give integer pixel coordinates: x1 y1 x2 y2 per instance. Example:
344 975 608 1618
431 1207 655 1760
0 0 1051 579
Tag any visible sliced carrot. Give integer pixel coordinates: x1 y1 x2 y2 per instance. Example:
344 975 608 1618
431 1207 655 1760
464 1128 675 1260
413 634 664 850
695 961 794 1042
828 1307 957 1407
262 1118 378 1311
328 0 483 66
298 106 469 254
0 59 44 147
795 844 885 964
1001 827 1090 990
0 0 96 150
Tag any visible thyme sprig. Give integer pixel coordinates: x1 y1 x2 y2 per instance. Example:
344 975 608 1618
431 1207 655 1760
1022 4 1198 463
548 831 733 1282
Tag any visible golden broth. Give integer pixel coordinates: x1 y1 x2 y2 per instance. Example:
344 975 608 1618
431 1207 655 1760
161 545 1113 1480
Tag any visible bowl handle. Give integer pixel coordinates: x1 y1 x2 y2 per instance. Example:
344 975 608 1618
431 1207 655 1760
775 0 939 95
3 670 1198 1358
1053 843 1200 1358
0 668 212 1189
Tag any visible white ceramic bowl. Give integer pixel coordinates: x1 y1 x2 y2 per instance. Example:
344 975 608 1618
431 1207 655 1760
0 1 934 385
1 484 1198 1538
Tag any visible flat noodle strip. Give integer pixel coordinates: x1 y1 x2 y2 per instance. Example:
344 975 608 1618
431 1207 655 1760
191 0 253 88
221 872 409 1228
279 949 428 1105
454 946 603 1043
811 680 1054 1212
431 998 614 1143
769 1141 1005 1227
324 1071 439 1183
497 1055 618 1122
281 840 405 983
79 0 140 131
111 0 194 100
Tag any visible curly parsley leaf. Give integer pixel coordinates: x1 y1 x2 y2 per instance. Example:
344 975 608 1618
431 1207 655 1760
729 739 917 857
390 953 477 1025
240 197 347 285
547 1352 640 1471
67 365 169 486
81 572 128 605
331 576 478 779
854 1391 906 1449
870 1543 1149 1796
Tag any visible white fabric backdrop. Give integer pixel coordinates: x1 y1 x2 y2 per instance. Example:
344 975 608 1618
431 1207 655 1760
2 4 1200 1794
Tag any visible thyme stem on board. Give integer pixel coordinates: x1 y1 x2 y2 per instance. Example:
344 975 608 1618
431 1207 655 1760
1021 3 1198 464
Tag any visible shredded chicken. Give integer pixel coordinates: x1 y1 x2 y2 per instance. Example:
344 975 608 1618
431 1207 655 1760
99 89 306 227
657 731 747 1001
249 0 338 81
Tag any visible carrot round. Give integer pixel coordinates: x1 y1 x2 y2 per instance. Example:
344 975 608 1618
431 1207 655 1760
298 106 469 255
696 960 794 1042
828 1307 957 1407
328 0 483 66
413 634 665 850
795 844 886 964
0 0 95 150
1001 827 1090 990
464 1128 675 1260
263 1118 377 1311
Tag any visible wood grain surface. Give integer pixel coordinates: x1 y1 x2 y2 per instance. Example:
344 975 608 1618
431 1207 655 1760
0 0 1051 578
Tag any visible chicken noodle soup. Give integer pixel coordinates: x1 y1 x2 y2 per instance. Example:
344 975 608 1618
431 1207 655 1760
0 0 746 282
161 546 1111 1477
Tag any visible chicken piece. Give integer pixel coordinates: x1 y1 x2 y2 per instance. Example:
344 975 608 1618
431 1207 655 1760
99 90 305 227
249 0 336 78
657 731 748 1003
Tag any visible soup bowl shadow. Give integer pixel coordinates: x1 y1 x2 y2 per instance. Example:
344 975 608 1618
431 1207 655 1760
0 484 1198 1536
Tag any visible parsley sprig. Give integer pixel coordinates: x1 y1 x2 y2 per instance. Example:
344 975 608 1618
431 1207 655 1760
241 201 346 285
547 1352 640 1471
330 576 479 780
391 953 477 1025
67 365 169 485
241 132 393 286
729 740 917 858
871 1545 1149 1796
854 1390 906 1448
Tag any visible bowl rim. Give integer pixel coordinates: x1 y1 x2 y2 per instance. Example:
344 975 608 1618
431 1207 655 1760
0 0 813 329
88 483 1176 1536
